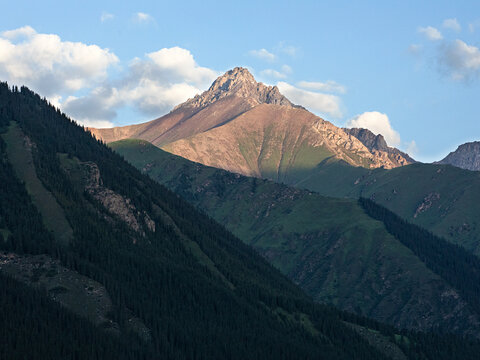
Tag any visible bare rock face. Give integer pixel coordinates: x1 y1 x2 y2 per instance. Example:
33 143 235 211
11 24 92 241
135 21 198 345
439 141 480 171
344 128 389 152
178 67 296 109
344 128 415 167
82 161 155 235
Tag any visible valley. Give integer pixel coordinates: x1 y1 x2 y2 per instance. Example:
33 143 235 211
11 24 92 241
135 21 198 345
2 3 480 359
113 138 480 337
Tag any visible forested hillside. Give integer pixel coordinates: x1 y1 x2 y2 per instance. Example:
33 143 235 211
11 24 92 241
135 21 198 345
0 83 388 359
112 138 480 339
2 83 480 359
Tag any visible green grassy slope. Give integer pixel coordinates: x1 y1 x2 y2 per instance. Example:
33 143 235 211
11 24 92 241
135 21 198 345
112 138 480 337
2 122 73 245
293 160 480 255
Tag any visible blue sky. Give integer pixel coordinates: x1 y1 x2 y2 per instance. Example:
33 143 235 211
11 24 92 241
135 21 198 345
1 0 479 161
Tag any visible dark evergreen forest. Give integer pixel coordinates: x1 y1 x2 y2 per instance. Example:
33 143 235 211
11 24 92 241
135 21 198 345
360 197 480 319
0 82 480 359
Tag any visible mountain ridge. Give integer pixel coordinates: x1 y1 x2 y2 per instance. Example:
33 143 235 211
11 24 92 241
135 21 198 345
175 66 298 109
88 67 414 175
344 128 415 165
439 141 480 171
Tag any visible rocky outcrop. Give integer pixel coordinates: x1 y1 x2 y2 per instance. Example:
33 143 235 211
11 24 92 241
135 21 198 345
344 128 415 167
414 192 440 218
439 141 480 171
83 162 155 235
178 66 296 109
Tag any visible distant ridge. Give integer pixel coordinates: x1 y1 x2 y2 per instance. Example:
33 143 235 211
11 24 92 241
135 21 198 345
438 141 480 171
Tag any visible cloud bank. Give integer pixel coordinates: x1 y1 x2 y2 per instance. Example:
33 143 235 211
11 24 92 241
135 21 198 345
438 39 480 81
412 20 480 82
63 47 219 126
277 82 343 118
0 26 118 98
0 27 347 127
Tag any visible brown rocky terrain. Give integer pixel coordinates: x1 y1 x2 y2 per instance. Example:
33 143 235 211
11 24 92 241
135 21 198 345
59 154 156 237
344 128 415 167
89 67 414 181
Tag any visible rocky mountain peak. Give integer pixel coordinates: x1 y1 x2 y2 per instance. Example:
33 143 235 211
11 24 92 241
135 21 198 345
439 141 480 171
176 67 295 109
344 128 389 152
209 67 257 92
344 127 416 166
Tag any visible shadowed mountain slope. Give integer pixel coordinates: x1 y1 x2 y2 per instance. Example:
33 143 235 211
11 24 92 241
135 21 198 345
1 83 405 359
112 138 480 338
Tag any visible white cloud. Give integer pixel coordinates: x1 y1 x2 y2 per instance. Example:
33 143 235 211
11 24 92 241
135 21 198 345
249 48 276 62
62 47 219 124
346 111 401 146
0 26 118 98
276 42 298 57
412 22 480 82
443 18 461 32
277 82 342 118
297 80 346 94
144 47 218 84
418 26 443 41
134 12 153 23
438 39 480 81
260 65 292 79
77 119 115 129
261 69 287 79
101 12 114 22
406 140 418 156
1 25 36 39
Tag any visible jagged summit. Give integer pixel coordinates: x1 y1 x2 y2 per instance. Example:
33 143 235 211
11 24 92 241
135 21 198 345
344 128 390 152
439 141 480 171
177 67 295 109
344 127 415 166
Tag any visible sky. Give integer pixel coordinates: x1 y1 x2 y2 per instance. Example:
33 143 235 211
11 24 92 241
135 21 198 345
1 0 479 162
